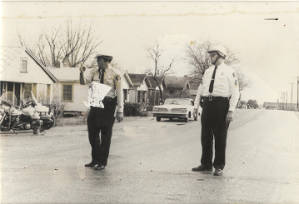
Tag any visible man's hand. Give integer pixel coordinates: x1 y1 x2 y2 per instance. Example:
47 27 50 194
199 97 204 107
226 111 233 124
116 111 123 122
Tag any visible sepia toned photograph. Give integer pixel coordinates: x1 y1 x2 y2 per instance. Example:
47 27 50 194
1 1 299 203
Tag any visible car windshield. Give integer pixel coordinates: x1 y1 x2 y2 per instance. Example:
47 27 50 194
164 98 192 106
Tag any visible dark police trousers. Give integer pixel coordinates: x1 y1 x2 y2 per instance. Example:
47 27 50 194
87 97 117 166
201 97 230 170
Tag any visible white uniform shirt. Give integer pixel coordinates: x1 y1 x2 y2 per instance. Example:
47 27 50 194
81 65 123 113
194 63 240 112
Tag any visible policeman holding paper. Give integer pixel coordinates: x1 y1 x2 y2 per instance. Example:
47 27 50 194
80 54 123 170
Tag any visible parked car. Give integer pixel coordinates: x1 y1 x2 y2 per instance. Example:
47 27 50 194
152 98 199 122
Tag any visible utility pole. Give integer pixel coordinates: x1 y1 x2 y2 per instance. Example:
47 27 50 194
290 82 294 104
281 91 285 110
297 77 299 111
290 82 294 110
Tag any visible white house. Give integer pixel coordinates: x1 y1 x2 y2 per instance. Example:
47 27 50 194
48 67 89 113
0 47 57 106
127 74 149 104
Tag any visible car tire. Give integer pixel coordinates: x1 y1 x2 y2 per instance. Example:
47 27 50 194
156 117 161 122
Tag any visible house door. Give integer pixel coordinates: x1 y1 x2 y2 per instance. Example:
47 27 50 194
0 81 6 97
23 84 32 100
14 83 21 106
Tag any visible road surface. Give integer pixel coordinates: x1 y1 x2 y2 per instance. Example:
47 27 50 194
1 109 299 203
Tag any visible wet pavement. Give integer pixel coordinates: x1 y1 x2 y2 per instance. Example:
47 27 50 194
1 110 299 203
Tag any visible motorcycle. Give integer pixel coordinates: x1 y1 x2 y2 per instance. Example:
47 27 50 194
0 94 42 134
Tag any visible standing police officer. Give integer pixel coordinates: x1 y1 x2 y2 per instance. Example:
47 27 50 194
80 54 123 170
192 45 240 176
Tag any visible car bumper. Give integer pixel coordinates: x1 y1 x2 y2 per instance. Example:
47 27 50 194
152 113 188 118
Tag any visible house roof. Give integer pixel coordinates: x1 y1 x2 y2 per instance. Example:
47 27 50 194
0 46 57 84
25 50 58 83
145 76 162 89
128 73 146 87
164 76 190 89
48 67 80 82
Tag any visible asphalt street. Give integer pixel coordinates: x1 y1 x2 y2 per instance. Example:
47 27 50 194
1 109 299 204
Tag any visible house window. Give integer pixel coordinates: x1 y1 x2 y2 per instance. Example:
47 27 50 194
23 84 32 100
20 58 28 73
138 91 141 103
0 82 5 96
138 91 145 103
63 85 73 101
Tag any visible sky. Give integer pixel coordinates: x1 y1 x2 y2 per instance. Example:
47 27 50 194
1 1 299 104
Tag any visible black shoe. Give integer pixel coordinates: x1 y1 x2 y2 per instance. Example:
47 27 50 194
85 161 97 167
192 165 212 172
213 168 223 176
94 163 105 171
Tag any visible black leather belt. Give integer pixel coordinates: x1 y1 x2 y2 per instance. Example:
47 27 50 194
202 96 230 102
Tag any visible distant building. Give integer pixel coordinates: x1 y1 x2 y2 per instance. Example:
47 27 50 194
145 76 162 106
186 77 200 100
162 76 191 99
263 102 298 111
127 73 148 104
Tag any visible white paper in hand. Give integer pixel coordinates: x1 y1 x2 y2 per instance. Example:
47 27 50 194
87 81 112 108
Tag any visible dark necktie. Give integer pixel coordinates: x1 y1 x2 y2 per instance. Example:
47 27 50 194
208 65 218 93
99 69 104 84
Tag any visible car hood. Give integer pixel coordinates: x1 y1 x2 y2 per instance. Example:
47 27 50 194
155 104 191 109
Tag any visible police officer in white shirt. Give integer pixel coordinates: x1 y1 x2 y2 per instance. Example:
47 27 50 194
192 45 240 176
80 54 123 170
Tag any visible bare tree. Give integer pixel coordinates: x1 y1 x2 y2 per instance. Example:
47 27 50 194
147 43 174 103
19 21 101 68
61 22 101 67
186 41 212 82
233 66 250 91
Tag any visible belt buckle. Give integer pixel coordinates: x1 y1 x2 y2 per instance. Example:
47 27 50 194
208 95 212 101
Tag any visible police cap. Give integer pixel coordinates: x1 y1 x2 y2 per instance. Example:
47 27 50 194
96 55 113 63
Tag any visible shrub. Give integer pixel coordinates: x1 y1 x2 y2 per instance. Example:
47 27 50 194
49 102 64 119
124 103 141 116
